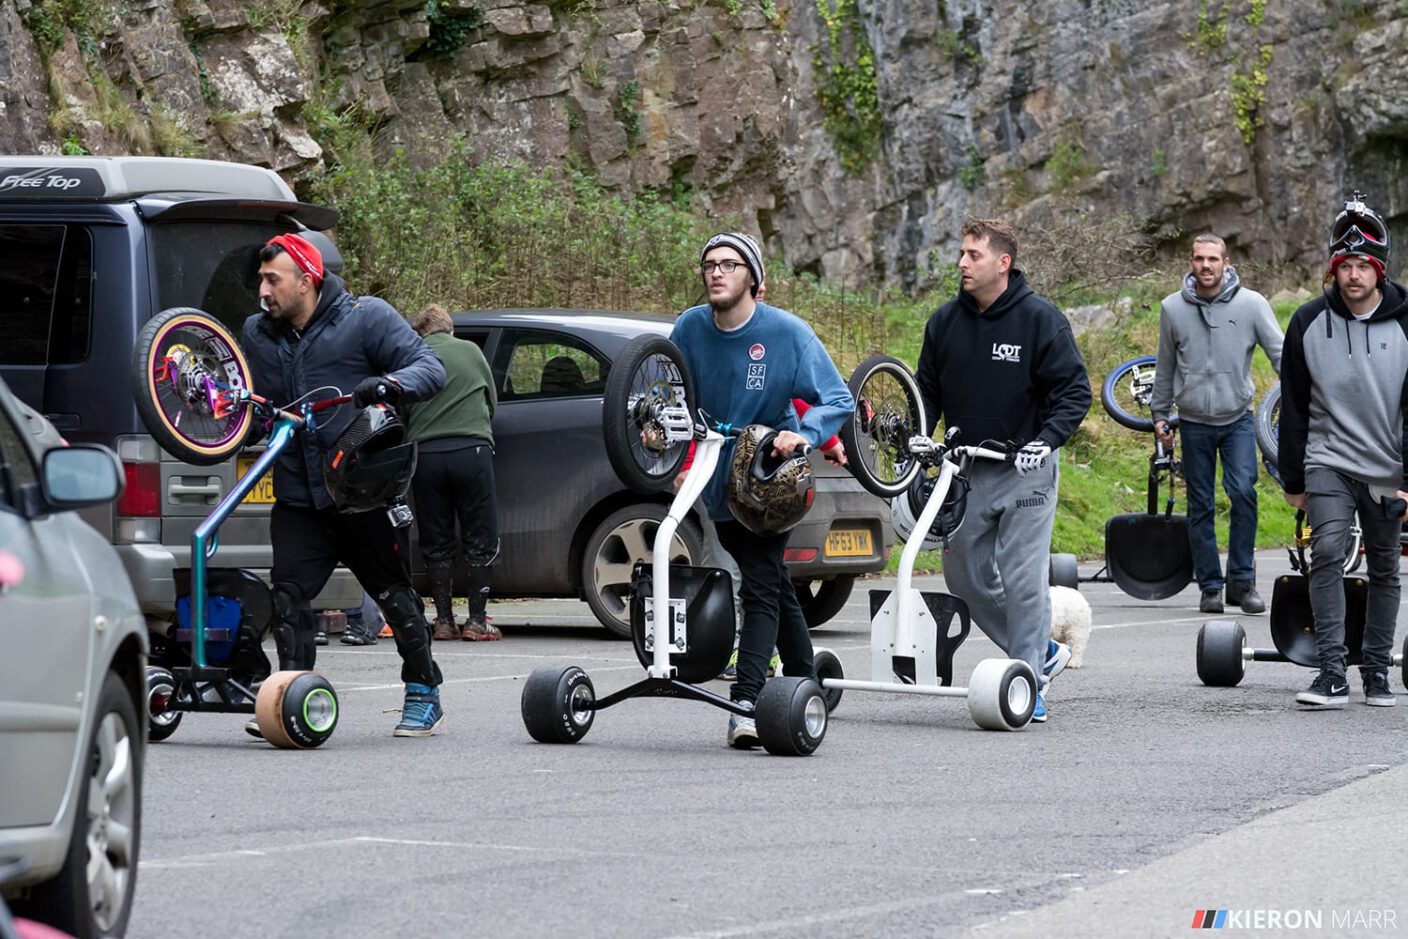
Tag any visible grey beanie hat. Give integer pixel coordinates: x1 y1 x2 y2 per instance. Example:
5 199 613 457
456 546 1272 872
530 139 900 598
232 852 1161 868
701 232 764 297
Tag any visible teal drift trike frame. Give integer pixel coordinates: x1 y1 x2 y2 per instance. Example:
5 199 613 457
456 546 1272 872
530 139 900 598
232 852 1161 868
132 306 342 749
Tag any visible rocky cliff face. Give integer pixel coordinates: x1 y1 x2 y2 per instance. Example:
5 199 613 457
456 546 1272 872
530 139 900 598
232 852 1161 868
2 0 1404 290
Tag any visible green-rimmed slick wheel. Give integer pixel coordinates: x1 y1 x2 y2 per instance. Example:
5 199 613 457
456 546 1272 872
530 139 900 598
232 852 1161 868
254 670 339 749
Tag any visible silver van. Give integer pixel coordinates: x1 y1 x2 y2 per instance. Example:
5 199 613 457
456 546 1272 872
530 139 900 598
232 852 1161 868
0 374 147 937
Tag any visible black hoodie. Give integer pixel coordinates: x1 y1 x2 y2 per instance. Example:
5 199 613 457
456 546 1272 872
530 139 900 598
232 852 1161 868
1277 278 1408 495
915 270 1091 449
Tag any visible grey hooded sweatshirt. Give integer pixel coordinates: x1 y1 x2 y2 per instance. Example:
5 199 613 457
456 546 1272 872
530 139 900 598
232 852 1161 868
1150 267 1283 426
1277 279 1408 497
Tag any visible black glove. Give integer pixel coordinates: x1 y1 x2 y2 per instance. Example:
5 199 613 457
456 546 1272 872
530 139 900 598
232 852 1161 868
353 376 401 408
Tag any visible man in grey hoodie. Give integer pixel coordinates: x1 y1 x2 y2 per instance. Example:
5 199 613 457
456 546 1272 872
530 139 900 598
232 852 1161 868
1279 194 1408 709
1151 235 1283 614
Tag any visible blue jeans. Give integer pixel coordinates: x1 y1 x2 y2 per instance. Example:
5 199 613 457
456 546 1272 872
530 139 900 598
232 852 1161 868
1179 414 1258 592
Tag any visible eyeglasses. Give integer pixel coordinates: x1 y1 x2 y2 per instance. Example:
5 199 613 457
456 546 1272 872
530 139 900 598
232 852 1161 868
699 260 744 275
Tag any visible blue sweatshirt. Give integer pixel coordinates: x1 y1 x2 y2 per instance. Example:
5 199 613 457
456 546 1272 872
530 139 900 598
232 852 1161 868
671 302 854 521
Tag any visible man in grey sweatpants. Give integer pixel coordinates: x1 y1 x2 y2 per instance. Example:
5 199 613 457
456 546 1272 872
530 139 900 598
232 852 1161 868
916 218 1091 722
1279 194 1408 709
1151 234 1283 615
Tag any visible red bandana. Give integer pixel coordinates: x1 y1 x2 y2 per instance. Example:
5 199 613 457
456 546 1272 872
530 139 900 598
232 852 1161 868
267 233 324 287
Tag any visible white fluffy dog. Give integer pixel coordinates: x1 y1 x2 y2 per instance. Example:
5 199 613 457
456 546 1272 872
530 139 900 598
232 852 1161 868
1049 585 1092 668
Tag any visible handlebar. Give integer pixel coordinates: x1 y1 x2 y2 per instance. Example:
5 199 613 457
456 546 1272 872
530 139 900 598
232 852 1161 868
700 414 811 458
308 394 353 414
905 434 1011 467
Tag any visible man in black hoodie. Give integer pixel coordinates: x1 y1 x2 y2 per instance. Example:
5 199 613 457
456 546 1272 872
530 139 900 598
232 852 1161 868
1278 194 1408 709
915 218 1091 723
241 233 449 737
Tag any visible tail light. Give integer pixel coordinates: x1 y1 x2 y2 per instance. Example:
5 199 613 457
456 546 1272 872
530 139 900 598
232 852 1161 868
115 436 160 542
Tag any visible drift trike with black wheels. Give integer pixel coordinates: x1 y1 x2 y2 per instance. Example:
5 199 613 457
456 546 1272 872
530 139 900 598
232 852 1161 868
520 334 828 755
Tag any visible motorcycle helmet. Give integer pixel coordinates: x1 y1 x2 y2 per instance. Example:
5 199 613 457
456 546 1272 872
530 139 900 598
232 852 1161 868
889 467 968 549
1329 191 1389 275
725 424 815 536
323 404 418 513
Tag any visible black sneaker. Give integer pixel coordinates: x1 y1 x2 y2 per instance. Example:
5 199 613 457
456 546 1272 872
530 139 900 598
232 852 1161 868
314 630 329 646
340 625 378 646
1199 589 1224 614
1362 669 1396 707
1296 670 1349 708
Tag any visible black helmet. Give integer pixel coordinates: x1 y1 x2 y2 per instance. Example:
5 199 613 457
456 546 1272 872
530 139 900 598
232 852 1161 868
324 404 418 513
1329 191 1389 274
725 424 815 536
890 467 968 548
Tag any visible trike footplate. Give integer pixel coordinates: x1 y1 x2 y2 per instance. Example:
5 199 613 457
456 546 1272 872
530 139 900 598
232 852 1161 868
868 588 970 686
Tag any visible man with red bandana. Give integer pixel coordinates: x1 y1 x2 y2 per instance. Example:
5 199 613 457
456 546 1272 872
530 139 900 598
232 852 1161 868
1278 193 1408 710
241 233 449 736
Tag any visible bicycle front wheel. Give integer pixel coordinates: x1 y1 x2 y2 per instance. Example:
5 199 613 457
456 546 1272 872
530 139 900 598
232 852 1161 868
131 307 255 465
1101 355 1175 433
839 354 926 499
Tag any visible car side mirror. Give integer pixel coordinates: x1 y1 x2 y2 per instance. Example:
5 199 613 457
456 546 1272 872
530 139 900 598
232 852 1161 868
41 444 125 509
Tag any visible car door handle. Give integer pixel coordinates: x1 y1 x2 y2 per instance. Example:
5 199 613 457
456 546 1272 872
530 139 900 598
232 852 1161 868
169 478 222 497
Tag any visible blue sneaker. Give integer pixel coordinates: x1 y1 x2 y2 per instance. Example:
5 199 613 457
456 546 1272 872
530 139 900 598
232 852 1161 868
1043 639 1072 682
393 683 444 737
1030 691 1047 724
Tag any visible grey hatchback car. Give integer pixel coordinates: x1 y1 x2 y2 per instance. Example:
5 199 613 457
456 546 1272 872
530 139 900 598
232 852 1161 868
0 375 147 938
412 309 889 637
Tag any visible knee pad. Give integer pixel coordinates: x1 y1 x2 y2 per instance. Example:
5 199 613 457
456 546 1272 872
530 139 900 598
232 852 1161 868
271 584 316 670
377 584 426 626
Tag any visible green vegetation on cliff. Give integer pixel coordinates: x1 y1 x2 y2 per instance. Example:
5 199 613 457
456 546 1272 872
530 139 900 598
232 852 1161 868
309 138 1296 565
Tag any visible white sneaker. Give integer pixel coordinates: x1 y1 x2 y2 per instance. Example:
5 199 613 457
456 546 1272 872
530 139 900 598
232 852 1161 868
726 712 759 749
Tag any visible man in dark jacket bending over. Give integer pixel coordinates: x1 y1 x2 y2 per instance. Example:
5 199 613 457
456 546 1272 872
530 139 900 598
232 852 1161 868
242 233 449 736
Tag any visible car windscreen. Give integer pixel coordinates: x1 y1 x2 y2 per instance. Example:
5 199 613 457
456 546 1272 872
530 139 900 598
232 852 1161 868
148 220 291 338
0 224 93 365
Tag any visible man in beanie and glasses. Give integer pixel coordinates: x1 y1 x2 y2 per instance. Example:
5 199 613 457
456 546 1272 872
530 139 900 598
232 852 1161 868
1279 192 1408 710
668 231 853 748
241 232 450 736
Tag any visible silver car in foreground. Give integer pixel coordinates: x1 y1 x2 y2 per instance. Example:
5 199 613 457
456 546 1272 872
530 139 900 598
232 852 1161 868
0 376 147 938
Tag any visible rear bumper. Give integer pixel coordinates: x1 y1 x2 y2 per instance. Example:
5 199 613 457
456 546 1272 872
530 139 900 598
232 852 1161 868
117 543 366 615
787 482 889 578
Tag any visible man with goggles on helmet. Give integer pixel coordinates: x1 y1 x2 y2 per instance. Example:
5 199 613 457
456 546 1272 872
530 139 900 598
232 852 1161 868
914 217 1091 723
242 233 450 737
1279 193 1408 710
670 232 854 749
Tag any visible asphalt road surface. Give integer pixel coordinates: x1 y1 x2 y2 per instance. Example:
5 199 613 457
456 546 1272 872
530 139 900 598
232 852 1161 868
129 551 1408 938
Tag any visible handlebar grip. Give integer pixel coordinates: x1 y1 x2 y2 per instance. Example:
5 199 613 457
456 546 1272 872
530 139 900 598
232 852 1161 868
309 394 354 413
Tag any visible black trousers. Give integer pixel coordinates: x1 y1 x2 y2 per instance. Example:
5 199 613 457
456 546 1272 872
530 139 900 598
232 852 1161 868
412 441 500 569
270 501 441 686
716 519 814 705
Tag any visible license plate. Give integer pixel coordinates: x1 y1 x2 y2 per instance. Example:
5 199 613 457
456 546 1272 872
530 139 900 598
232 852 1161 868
237 455 275 505
824 527 873 558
